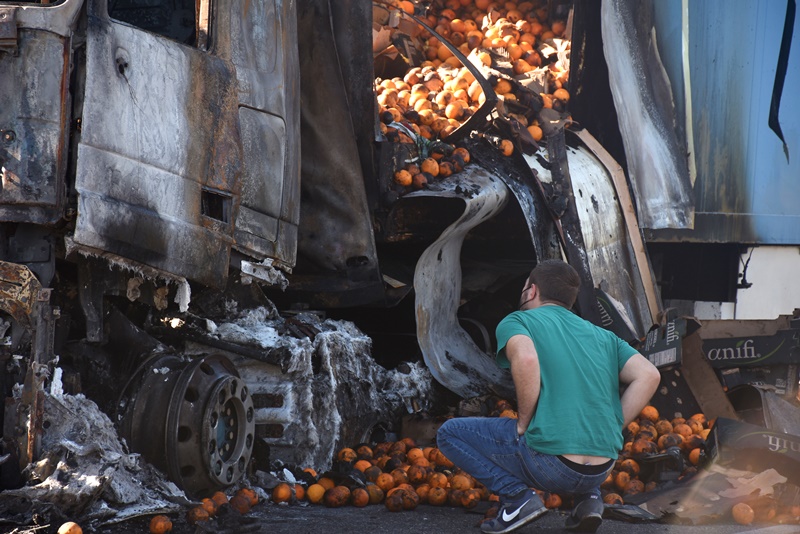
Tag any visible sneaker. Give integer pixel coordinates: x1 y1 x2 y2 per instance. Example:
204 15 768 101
480 492 547 534
564 495 604 533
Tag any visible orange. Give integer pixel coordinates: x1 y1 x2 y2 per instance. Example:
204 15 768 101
323 486 350 508
428 472 448 489
687 420 704 435
401 489 420 510
200 498 217 516
618 459 640 477
626 421 640 436
398 0 414 15
688 447 702 465
544 492 562 509
689 413 707 426
211 491 228 508
448 489 464 507
272 482 292 504
149 515 172 534
236 487 258 507
407 465 429 485
186 507 210 525
364 465 382 482
229 494 251 514
337 448 357 463
640 406 659 423
428 487 448 506
391 468 409 486
411 456 431 468
412 173 428 190
356 445 373 460
317 477 336 491
631 439 657 455
307 484 326 504
366 484 385 505
406 448 425 463
351 487 370 507
376 473 396 492
683 434 705 452
423 447 437 461
603 493 623 505
636 426 657 442
353 459 372 473
624 479 645 496
499 409 518 418
527 124 543 141
415 483 431 503
461 489 481 509
303 467 317 478
654 419 673 436
673 423 693 438
293 484 305 501
553 88 570 102
614 471 630 492
732 503 755 525
385 493 404 512
657 432 684 450
499 139 514 156
435 451 455 469
671 417 686 427
57 523 82 534
450 474 473 491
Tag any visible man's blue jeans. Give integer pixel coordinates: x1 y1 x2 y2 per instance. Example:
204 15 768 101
437 416 611 500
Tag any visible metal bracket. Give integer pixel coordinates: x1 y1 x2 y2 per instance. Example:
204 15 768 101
0 8 17 51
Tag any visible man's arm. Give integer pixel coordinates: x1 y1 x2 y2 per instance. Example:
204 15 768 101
505 334 541 436
618 354 661 426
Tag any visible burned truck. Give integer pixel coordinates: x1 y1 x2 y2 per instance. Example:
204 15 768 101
0 0 661 497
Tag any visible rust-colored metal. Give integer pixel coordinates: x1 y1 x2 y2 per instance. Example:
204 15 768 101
0 260 42 330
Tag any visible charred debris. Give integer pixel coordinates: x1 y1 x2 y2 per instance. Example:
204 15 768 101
1 0 799 529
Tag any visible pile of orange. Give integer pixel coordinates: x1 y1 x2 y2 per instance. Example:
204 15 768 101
283 436 499 512
597 405 712 507
375 0 572 191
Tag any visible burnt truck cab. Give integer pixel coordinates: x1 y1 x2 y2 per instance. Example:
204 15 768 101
0 0 655 496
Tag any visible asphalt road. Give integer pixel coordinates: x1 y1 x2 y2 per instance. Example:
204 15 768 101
86 502 798 534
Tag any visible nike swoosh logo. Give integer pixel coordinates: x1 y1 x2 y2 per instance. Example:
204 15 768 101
502 501 528 522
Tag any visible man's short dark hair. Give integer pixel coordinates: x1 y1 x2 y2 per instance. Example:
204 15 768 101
529 260 580 308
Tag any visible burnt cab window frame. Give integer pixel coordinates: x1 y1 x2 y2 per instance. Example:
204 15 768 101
107 0 211 50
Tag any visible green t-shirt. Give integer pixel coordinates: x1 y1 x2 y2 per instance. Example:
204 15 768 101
496 305 639 458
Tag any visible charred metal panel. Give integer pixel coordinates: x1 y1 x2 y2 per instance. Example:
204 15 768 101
0 15 76 224
412 167 514 399
525 140 652 338
73 0 242 288
293 0 379 277
602 0 694 230
216 0 301 269
646 0 800 244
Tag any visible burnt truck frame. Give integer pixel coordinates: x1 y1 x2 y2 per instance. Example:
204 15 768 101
0 0 657 496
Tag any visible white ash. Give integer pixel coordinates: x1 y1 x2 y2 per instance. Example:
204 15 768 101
0 392 188 524
211 307 435 472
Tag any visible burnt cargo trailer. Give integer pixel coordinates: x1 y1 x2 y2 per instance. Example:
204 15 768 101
0 0 664 497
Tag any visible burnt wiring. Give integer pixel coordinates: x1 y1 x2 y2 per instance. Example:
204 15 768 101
737 247 754 289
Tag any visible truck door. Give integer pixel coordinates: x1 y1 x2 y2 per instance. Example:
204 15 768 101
221 0 300 271
0 0 82 225
73 0 243 288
